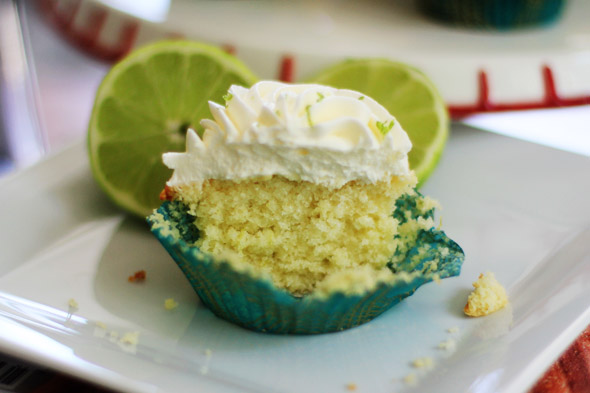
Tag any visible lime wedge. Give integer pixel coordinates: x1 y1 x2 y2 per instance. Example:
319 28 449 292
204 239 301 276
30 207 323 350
88 40 258 217
305 59 449 186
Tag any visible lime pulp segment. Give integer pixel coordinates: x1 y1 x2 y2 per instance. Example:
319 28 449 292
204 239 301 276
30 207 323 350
88 41 258 217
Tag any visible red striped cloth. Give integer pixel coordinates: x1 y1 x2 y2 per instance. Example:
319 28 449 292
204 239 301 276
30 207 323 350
531 326 590 393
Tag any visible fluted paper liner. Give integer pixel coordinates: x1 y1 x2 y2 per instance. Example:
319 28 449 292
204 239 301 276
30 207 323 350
147 191 464 334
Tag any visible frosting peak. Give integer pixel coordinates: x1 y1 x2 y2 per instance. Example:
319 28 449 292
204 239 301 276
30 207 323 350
163 81 412 188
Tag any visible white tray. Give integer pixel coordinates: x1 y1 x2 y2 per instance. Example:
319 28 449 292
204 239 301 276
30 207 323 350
0 125 589 393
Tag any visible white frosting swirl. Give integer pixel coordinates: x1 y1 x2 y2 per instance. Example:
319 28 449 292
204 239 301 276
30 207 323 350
163 81 412 188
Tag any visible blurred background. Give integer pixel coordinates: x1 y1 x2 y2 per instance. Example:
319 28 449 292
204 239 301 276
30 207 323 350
0 0 589 179
0 0 589 392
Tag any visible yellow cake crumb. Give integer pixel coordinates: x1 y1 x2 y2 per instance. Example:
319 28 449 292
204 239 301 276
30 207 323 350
200 348 213 375
438 338 456 351
464 272 508 317
120 331 140 346
403 373 417 386
119 331 140 354
447 326 459 334
313 265 396 297
164 298 179 310
93 322 108 339
108 330 119 342
412 357 434 369
173 174 416 295
345 382 357 391
68 298 79 310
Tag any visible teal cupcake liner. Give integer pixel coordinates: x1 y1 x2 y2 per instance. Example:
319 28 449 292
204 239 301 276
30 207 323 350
147 191 464 334
417 0 566 29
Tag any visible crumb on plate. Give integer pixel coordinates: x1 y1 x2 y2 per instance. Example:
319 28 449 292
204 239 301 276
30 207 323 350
68 298 79 310
404 373 417 386
118 331 140 354
464 272 508 317
128 270 146 282
108 330 119 342
200 348 213 375
164 298 179 310
438 338 456 351
120 331 140 346
412 357 434 369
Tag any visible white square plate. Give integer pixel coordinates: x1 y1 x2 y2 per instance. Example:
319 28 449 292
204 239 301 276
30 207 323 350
1 124 589 393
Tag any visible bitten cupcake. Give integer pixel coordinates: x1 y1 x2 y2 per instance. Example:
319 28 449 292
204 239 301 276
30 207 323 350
417 0 566 29
148 81 464 334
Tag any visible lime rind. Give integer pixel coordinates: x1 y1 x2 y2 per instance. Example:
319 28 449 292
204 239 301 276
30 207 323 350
403 66 449 186
88 40 258 217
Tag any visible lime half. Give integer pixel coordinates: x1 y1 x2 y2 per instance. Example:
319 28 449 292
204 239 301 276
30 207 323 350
306 59 449 186
88 40 258 217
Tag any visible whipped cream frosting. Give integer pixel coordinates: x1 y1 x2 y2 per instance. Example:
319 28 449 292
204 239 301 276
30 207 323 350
163 81 412 188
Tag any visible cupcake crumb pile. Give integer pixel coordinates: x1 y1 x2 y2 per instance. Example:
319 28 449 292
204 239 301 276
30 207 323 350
464 272 508 317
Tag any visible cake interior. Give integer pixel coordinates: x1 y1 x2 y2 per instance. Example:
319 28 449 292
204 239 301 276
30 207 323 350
171 174 421 295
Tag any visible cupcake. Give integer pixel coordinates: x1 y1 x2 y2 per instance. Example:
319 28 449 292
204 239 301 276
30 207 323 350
417 0 566 29
147 81 464 334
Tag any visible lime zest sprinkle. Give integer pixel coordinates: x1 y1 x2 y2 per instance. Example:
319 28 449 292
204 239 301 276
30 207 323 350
317 92 325 102
305 105 313 126
376 120 394 135
358 96 365 100
223 93 233 105
275 109 281 117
